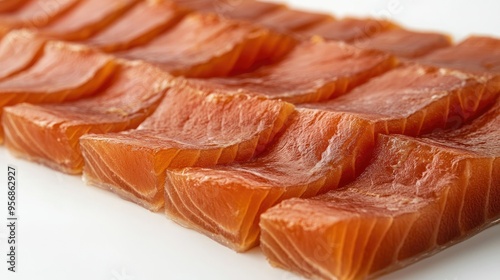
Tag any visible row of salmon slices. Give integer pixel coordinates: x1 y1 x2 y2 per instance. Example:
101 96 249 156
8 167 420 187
1 1 500 279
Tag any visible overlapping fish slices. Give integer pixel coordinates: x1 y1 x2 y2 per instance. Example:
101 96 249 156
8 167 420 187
260 98 500 280
0 30 45 79
303 64 500 136
0 41 115 143
417 36 500 74
255 7 332 33
83 0 187 52
173 0 284 21
300 17 399 42
164 108 377 252
3 60 170 174
353 29 452 59
0 0 79 28
189 38 397 103
117 13 296 77
38 0 138 41
80 82 295 211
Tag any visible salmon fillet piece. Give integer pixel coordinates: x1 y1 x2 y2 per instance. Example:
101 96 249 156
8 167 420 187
83 0 187 52
164 108 377 251
0 0 27 12
260 99 500 280
353 29 452 59
417 36 500 74
117 13 296 77
0 0 79 28
173 0 284 21
301 17 399 42
80 82 295 211
255 8 332 33
0 41 115 143
3 60 170 173
189 39 397 104
0 26 7 37
0 30 45 79
303 65 500 136
39 0 138 41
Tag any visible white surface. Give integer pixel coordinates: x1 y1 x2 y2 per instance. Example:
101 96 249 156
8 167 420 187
1 1 500 280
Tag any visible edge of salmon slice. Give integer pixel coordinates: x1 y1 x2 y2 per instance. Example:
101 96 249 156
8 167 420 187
38 0 138 41
164 108 377 251
116 13 296 78
300 17 400 43
0 29 46 80
3 59 172 174
82 0 188 52
0 40 116 143
260 100 500 279
174 0 285 21
353 28 452 59
255 8 333 33
190 38 398 104
416 36 500 75
303 64 500 136
80 82 295 211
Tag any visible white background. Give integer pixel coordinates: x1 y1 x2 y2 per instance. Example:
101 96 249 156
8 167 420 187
1 1 500 280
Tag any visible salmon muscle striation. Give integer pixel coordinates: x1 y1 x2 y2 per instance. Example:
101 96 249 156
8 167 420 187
80 82 295 211
164 108 377 251
3 60 171 173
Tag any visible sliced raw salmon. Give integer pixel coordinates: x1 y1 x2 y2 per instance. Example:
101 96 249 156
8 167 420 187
3 60 170 173
417 36 500 74
0 0 27 13
0 0 79 28
173 0 284 21
303 64 500 136
301 17 399 42
260 99 500 279
117 13 295 77
0 30 45 79
0 41 115 143
255 8 332 33
39 0 138 41
80 82 295 211
189 38 397 103
353 29 452 58
0 26 6 37
83 0 187 52
164 108 377 251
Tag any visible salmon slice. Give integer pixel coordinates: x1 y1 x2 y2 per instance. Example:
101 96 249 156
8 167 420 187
3 60 170 174
255 8 332 33
189 39 397 104
0 0 79 28
83 0 187 52
260 100 500 279
173 0 284 21
0 41 115 143
301 17 399 42
116 13 295 78
0 0 27 13
0 30 45 80
353 29 452 59
303 64 500 136
0 25 7 36
80 82 295 211
38 0 138 41
417 36 500 74
164 108 377 251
